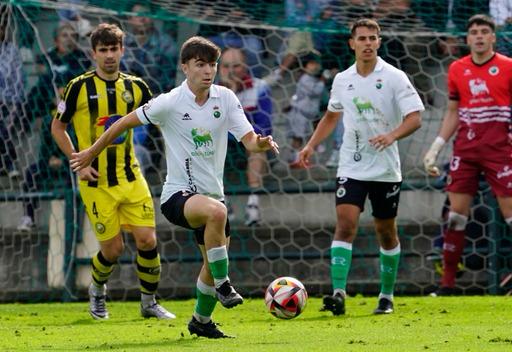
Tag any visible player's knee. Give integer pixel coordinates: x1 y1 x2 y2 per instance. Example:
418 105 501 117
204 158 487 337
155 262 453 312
103 245 124 262
136 235 157 251
447 211 468 231
335 226 356 242
207 202 228 224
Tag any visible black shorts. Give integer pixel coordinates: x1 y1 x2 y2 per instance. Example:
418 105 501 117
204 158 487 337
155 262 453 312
160 190 230 245
334 177 402 219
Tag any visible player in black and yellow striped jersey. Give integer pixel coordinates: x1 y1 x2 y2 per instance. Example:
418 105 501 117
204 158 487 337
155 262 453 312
55 69 150 188
51 23 174 320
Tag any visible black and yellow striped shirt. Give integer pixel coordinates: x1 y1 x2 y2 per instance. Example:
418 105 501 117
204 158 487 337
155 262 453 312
55 70 152 187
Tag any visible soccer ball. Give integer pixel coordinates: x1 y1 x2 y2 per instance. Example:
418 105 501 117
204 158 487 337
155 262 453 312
265 276 308 319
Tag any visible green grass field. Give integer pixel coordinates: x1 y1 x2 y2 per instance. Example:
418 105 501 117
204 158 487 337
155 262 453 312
0 296 511 351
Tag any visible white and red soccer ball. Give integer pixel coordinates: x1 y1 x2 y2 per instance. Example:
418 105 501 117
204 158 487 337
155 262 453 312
265 276 308 319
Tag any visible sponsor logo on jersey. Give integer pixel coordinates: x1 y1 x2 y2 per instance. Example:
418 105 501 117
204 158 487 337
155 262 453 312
347 84 354 90
190 128 215 157
353 97 375 114
182 113 192 120
468 78 489 96
463 68 472 76
89 94 100 99
97 115 128 144
497 165 512 179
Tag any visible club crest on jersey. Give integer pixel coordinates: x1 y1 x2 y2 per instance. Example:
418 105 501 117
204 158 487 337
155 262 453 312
121 90 134 103
95 222 106 234
489 66 499 76
376 79 383 89
213 105 221 118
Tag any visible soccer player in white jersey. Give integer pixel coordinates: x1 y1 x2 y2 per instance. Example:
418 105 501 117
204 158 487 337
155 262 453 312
298 19 423 315
69 36 279 338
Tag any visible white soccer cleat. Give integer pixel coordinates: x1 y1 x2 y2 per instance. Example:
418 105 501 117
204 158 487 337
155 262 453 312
140 302 176 319
88 283 109 320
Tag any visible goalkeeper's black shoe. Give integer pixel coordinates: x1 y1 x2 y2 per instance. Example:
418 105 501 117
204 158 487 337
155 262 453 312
430 286 456 297
320 293 345 315
188 317 230 339
216 281 243 308
373 297 394 314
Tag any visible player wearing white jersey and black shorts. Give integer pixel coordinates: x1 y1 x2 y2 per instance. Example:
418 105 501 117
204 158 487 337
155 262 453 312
69 36 279 338
298 18 423 316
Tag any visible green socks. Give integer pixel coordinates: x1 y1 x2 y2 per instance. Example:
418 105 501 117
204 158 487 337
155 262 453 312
193 279 217 323
330 241 353 292
379 244 401 296
206 246 229 288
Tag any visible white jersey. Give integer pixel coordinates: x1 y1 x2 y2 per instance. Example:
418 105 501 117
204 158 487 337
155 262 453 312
328 57 424 182
136 80 253 203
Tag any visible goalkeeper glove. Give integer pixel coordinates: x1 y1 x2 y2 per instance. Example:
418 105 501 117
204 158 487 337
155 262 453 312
423 136 445 176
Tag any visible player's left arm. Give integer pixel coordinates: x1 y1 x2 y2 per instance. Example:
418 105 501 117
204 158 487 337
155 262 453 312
70 111 142 171
369 111 421 151
241 131 279 155
368 111 421 151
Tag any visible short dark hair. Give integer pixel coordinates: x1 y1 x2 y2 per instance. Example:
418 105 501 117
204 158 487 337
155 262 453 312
350 18 381 38
90 23 124 50
180 36 221 64
467 14 495 32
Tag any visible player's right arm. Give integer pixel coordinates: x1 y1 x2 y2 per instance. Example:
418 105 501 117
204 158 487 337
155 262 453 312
51 118 100 181
298 110 342 168
423 99 459 176
70 111 142 172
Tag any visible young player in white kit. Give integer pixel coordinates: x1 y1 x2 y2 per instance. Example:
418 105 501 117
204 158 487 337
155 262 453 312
298 19 423 315
69 36 279 338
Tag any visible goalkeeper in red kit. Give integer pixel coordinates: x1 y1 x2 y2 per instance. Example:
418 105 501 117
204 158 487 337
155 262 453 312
424 14 512 296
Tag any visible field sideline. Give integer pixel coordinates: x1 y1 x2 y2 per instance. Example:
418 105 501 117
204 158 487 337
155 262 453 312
0 296 511 351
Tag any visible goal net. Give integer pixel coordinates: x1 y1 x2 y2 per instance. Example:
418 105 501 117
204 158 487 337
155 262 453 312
0 0 511 302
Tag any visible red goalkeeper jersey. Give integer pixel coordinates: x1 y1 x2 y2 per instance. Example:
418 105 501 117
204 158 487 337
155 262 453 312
448 53 512 157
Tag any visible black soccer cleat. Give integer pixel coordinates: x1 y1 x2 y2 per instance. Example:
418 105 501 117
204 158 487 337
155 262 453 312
188 317 230 339
320 293 345 315
216 281 243 308
430 286 456 297
373 297 394 314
